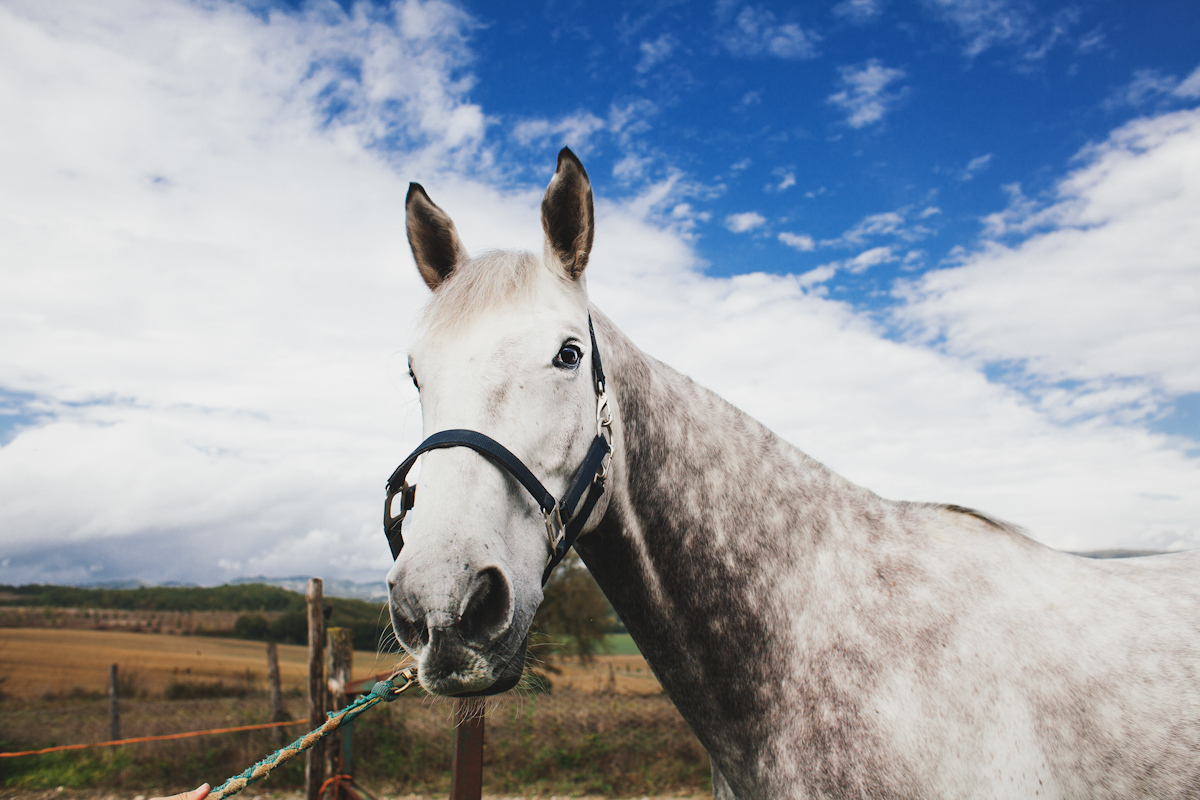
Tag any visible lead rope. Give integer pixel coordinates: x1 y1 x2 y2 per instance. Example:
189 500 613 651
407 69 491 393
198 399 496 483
207 666 418 800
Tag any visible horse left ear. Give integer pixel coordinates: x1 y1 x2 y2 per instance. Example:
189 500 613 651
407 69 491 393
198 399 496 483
407 183 467 291
541 148 594 280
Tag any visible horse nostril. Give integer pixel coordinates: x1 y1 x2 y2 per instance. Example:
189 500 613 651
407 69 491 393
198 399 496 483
459 566 513 645
391 609 429 652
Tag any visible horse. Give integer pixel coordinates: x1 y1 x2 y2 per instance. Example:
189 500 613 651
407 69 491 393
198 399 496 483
384 148 1200 799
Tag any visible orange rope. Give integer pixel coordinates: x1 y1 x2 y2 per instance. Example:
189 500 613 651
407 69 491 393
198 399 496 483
0 719 307 758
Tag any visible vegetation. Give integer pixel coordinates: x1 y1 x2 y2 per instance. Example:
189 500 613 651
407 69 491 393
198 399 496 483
0 582 393 653
533 551 618 662
0 583 299 613
0 690 707 797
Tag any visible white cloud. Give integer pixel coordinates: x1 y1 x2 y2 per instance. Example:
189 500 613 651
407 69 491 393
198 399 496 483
898 108 1200 421
0 0 509 584
768 171 796 192
725 211 767 233
779 231 816 251
827 59 907 128
718 5 820 60
847 246 895 272
1 0 1198 589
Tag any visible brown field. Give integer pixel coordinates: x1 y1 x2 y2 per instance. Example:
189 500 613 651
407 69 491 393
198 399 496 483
0 630 700 799
0 629 664 700
0 629 406 699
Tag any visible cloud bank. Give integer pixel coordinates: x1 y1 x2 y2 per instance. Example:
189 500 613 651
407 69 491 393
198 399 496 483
1 0 1197 587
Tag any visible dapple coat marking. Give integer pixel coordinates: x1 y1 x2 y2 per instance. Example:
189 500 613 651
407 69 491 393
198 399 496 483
386 148 1200 799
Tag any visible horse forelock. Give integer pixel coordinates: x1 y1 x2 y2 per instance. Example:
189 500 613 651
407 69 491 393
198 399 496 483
419 249 558 334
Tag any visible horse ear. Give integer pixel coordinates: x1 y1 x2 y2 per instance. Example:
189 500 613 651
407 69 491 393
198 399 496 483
406 183 467 291
541 148 595 280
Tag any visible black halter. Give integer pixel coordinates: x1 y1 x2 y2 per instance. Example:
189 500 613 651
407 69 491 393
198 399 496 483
384 316 613 586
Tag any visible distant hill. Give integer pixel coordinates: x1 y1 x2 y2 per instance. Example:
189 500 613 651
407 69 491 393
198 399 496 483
230 575 388 601
0 581 391 651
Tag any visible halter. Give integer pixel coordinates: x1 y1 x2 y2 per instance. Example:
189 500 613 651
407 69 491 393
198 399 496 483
384 316 613 586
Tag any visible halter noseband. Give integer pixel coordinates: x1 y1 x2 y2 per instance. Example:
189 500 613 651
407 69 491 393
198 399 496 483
384 316 613 586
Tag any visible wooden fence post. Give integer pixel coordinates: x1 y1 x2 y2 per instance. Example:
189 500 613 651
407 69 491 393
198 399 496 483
325 627 353 786
266 642 286 744
108 663 120 741
450 698 485 800
306 578 326 800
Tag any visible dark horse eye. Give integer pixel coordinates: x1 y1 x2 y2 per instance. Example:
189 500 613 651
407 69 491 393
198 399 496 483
554 344 583 370
408 364 420 390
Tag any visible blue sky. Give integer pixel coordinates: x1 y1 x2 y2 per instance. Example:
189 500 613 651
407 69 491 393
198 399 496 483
1 0 1198 585
423 0 1198 298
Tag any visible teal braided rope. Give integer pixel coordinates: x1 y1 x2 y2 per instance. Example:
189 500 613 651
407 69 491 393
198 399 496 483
208 668 417 800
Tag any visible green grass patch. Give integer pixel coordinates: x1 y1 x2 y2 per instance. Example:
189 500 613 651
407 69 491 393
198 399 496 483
604 633 641 655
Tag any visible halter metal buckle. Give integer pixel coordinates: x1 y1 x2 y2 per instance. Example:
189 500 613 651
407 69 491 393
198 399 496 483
596 390 613 438
384 481 413 531
543 503 565 551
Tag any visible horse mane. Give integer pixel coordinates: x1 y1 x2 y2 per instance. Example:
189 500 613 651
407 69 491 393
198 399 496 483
935 502 1022 533
420 249 546 333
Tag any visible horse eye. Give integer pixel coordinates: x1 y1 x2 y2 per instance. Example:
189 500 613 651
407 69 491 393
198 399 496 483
408 365 420 390
554 344 582 370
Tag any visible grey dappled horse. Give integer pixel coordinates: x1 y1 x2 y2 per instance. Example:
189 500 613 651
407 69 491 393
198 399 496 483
385 148 1200 799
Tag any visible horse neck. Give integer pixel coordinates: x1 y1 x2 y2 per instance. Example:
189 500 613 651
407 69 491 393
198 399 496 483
578 311 884 748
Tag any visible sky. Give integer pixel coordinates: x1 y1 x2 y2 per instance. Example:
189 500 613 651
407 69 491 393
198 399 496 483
1 0 1198 587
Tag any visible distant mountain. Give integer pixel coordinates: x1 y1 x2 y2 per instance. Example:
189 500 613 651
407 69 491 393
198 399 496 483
231 575 389 601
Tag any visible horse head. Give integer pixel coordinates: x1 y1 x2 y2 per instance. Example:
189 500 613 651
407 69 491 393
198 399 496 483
386 149 611 696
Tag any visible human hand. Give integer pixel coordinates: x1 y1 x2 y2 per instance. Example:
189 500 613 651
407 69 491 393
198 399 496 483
150 783 210 800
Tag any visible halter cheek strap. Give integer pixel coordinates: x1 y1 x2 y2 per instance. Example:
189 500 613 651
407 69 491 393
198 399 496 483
383 315 613 586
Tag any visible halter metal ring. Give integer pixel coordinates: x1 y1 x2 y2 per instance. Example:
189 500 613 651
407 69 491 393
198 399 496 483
543 503 565 550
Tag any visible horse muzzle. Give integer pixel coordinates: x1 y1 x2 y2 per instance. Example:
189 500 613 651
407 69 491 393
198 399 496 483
389 563 531 696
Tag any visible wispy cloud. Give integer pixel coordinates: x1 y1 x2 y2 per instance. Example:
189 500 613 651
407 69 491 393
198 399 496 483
959 153 993 180
636 33 677 73
512 111 606 150
716 4 821 60
923 0 1079 63
828 59 907 128
1106 65 1200 109
767 169 796 192
726 211 767 232
898 108 1200 430
832 0 884 24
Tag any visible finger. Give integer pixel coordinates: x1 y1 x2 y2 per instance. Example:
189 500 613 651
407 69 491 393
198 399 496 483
152 782 211 800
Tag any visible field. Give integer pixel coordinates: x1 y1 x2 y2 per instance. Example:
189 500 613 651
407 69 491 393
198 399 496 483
0 628 399 699
0 628 702 798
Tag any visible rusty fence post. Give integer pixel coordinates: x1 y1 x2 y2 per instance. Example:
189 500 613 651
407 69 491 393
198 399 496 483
306 578 326 800
450 697 485 800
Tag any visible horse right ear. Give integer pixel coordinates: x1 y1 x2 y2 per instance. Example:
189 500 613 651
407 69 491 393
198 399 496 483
406 183 467 291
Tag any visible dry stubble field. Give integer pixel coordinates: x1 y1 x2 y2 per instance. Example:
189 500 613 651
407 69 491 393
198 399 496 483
0 628 705 799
